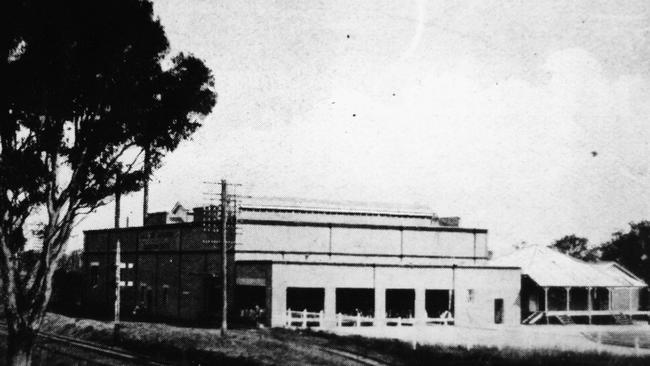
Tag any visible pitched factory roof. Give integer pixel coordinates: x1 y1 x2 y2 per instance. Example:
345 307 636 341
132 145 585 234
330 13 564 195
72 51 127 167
240 196 437 217
491 245 646 288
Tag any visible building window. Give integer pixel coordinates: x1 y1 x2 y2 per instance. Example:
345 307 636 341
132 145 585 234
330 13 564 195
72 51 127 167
467 289 475 303
494 298 504 324
90 262 100 286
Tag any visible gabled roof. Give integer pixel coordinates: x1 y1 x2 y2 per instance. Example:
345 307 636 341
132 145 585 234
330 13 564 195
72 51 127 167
171 201 189 215
590 262 647 287
491 245 646 288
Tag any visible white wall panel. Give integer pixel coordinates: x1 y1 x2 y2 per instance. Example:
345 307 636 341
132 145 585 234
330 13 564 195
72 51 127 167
330 228 401 255
241 224 330 252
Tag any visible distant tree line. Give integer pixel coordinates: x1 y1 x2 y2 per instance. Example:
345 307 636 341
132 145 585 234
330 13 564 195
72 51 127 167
551 221 650 284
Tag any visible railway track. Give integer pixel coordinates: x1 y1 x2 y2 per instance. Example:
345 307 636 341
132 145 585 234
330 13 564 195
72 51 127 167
316 345 390 366
0 322 390 366
0 323 168 366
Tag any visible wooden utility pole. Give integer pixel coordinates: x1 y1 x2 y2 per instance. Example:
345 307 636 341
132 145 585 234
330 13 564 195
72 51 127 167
115 191 121 228
115 172 121 228
203 179 243 335
114 173 122 343
450 264 456 313
220 179 228 336
114 239 121 343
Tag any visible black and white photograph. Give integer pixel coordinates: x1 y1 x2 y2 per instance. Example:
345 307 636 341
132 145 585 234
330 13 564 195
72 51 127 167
3 0 650 365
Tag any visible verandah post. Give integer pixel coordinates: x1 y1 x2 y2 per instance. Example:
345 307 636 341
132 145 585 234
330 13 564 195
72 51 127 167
544 287 549 324
608 289 612 311
565 287 571 312
587 287 592 324
628 287 634 313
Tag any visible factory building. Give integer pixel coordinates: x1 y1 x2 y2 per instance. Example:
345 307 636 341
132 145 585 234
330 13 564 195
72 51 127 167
84 198 523 328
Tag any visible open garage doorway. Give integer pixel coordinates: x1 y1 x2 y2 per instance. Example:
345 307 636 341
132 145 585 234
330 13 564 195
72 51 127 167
286 287 324 312
336 288 374 316
385 289 415 318
426 289 453 318
235 285 266 326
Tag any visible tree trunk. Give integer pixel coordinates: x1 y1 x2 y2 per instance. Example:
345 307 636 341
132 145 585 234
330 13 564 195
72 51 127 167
7 325 37 366
142 146 150 225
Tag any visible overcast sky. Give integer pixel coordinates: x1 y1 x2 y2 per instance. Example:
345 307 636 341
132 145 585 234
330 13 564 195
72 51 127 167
69 0 650 255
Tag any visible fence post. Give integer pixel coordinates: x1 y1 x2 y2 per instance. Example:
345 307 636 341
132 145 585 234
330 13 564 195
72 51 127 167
398 316 402 327
337 313 342 327
319 310 324 328
356 312 361 327
596 331 602 354
286 308 291 327
302 309 308 328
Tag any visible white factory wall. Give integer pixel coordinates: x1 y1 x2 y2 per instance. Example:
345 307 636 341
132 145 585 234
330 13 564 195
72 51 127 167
269 263 519 327
240 223 488 259
454 267 522 326
611 287 642 311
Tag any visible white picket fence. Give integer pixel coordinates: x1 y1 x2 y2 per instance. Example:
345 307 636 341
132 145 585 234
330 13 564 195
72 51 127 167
336 312 376 327
284 309 454 328
284 309 325 328
424 310 454 325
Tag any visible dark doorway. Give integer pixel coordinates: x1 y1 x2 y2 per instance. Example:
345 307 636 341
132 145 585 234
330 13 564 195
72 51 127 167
145 287 153 315
425 290 452 318
204 276 222 316
235 285 266 325
548 287 567 311
570 288 588 310
385 289 415 318
286 287 324 312
336 288 374 316
494 298 504 324
592 287 609 310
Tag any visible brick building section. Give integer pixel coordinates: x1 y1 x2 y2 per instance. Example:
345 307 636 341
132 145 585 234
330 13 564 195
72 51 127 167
84 223 236 324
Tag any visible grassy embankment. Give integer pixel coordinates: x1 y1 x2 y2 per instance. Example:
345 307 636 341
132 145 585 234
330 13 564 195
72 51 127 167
31 314 650 366
582 330 650 349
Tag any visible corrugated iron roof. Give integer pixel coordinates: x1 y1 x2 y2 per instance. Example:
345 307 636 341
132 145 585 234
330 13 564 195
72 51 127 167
590 262 647 287
491 245 646 288
241 196 436 217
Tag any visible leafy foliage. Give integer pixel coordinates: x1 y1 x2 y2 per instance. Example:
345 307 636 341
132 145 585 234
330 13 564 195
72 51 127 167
550 235 598 262
600 221 650 285
3 0 216 363
552 222 650 284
